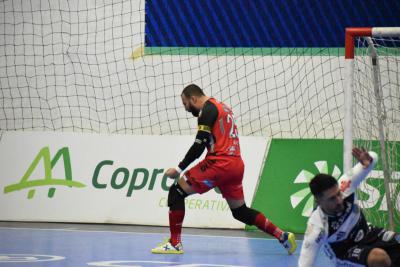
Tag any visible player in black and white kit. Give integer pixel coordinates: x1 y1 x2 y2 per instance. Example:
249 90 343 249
299 147 400 267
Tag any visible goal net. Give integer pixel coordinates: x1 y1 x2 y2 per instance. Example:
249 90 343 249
0 0 344 138
344 28 400 231
1 1 399 231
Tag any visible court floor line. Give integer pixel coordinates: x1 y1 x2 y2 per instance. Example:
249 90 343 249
0 226 335 266
0 226 273 240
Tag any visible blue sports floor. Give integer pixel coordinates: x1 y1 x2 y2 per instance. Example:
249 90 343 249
0 223 334 266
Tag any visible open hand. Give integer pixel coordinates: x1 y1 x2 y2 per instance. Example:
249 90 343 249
352 147 373 168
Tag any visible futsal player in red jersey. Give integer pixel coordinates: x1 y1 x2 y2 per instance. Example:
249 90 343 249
151 84 297 255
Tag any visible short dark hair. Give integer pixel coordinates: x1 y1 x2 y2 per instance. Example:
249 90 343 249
309 174 338 198
181 84 205 98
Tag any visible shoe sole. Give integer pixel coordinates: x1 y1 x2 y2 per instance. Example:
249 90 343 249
151 249 184 254
287 233 297 255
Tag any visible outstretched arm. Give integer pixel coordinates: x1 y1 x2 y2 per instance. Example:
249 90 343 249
352 147 374 167
338 147 378 195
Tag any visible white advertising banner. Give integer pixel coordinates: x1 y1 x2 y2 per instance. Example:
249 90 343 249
0 131 268 229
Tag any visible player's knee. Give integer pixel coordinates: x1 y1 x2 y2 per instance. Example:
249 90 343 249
367 248 391 267
231 204 259 225
168 183 188 210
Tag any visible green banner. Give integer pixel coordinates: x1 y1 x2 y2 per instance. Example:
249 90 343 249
248 139 400 233
355 140 400 232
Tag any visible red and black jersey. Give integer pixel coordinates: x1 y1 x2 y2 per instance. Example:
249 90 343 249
203 98 241 158
178 98 241 171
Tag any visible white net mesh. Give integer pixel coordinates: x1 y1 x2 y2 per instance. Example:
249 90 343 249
1 0 400 232
0 0 345 138
353 35 400 231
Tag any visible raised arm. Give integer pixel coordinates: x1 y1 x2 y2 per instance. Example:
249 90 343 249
338 147 378 195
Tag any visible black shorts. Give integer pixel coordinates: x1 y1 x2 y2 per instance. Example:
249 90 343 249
334 227 400 266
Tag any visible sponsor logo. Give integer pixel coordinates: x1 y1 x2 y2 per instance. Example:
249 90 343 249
92 160 172 197
289 159 400 232
203 180 214 188
2 144 196 200
357 170 400 212
3 147 85 199
92 160 221 197
290 161 341 217
382 230 396 242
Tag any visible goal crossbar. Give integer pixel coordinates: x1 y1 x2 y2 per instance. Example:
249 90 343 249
344 27 400 231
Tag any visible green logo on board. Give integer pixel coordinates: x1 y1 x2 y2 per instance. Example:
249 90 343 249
3 147 86 199
289 161 341 217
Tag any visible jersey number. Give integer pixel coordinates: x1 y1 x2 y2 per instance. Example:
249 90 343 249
226 114 238 138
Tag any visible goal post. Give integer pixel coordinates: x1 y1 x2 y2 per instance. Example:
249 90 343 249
344 27 400 231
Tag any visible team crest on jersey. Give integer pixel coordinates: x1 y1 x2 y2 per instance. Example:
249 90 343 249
395 234 400 243
354 229 364 242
